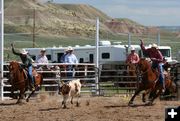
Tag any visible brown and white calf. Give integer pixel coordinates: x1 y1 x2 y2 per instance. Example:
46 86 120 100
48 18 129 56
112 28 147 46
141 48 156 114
59 79 82 108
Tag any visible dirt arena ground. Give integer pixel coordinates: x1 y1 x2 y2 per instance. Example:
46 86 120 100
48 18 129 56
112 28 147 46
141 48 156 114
0 94 179 121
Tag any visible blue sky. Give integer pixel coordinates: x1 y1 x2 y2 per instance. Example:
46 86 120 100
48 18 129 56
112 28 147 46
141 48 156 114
52 0 180 26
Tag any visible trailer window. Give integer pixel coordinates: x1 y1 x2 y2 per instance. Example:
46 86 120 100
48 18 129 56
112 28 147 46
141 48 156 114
31 55 36 61
159 49 170 57
57 53 64 63
102 53 110 59
46 55 51 60
89 54 94 63
79 58 84 63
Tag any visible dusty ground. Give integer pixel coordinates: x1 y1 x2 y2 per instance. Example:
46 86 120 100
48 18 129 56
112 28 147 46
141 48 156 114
0 94 179 121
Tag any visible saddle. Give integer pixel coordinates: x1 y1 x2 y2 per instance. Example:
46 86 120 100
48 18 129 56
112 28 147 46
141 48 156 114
21 67 38 87
151 67 170 83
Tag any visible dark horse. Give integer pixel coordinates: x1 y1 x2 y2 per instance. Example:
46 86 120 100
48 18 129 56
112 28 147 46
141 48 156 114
9 61 43 104
128 58 175 106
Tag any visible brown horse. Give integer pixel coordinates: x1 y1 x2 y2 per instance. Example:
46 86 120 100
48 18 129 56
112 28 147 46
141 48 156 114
128 58 174 106
126 62 137 95
9 61 43 104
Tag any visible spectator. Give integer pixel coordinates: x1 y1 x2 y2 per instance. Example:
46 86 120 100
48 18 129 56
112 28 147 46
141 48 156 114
126 47 140 64
36 48 48 64
35 48 49 69
64 47 78 77
60 49 69 63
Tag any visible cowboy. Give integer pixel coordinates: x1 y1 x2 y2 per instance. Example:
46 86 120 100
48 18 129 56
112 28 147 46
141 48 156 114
11 43 35 91
64 47 78 77
60 49 69 63
126 47 140 64
140 39 165 92
36 48 48 63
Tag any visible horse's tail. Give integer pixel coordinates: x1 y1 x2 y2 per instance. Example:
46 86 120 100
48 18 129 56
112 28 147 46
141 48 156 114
40 74 43 86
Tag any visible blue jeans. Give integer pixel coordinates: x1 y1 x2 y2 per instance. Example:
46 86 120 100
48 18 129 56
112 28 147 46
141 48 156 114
67 65 73 78
28 65 34 85
152 62 164 85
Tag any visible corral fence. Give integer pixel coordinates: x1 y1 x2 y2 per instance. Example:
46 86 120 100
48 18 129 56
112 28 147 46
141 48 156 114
98 63 180 100
98 63 138 96
1 63 97 100
1 62 180 100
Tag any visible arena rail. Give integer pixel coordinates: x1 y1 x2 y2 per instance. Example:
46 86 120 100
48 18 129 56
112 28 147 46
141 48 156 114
1 63 98 100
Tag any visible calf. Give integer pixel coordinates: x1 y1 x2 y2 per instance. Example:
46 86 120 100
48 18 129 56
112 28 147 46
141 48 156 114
59 79 81 108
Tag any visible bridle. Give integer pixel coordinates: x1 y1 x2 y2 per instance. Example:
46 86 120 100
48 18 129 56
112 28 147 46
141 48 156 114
136 59 159 84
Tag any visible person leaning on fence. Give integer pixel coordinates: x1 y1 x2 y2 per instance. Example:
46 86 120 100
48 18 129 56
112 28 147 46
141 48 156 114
36 48 48 63
140 39 165 92
64 47 78 77
126 47 140 64
11 43 35 91
35 48 49 69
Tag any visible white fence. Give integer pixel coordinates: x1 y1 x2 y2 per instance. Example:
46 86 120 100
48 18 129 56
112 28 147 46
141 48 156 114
1 63 97 100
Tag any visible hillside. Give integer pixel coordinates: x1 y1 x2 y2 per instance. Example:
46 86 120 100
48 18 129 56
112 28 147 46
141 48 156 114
4 0 111 38
4 0 157 38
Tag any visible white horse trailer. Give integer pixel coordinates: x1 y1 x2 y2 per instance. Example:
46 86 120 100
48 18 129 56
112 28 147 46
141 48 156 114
25 43 141 64
25 41 175 64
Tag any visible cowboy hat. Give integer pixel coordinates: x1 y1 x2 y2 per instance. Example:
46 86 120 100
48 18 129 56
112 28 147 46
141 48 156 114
151 43 158 49
21 49 28 54
67 46 73 51
41 48 46 52
130 47 135 51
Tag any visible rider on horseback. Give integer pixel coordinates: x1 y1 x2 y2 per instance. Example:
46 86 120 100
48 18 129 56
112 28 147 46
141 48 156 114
140 39 165 92
11 43 35 91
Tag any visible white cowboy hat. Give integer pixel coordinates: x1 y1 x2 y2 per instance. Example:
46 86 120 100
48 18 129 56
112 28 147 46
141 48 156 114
151 43 158 49
130 47 135 51
67 46 73 51
41 48 46 52
21 49 28 54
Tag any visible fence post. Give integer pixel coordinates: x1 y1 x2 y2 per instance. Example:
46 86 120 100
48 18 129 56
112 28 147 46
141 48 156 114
95 17 99 95
1 79 4 100
0 0 4 101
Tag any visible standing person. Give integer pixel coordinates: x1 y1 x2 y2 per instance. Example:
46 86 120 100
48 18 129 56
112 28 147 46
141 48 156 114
60 49 69 63
11 43 35 91
36 48 49 69
126 47 140 64
140 39 165 92
64 47 78 77
36 48 48 64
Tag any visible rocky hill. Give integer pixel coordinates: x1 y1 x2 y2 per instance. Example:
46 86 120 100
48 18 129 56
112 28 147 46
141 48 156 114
4 0 158 38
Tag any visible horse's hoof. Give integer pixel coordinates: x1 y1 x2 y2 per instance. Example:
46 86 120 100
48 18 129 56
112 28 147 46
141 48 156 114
26 98 29 102
142 99 146 103
128 101 133 106
16 100 22 104
62 106 67 109
76 102 80 107
145 101 153 106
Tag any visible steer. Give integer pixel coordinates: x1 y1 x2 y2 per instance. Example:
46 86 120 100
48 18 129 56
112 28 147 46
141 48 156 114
59 79 81 108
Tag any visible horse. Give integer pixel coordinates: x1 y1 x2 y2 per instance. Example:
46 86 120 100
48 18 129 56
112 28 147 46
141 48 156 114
126 62 137 95
128 58 174 106
9 61 43 104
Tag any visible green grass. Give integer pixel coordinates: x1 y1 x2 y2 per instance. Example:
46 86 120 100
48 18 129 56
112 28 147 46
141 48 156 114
4 32 180 61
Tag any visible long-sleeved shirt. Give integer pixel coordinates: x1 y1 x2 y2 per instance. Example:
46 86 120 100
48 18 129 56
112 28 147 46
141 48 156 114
36 55 48 63
12 47 32 67
140 42 163 63
126 53 140 64
64 53 78 64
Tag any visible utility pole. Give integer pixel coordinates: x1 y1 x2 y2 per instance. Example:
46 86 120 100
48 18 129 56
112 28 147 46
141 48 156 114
32 8 35 48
